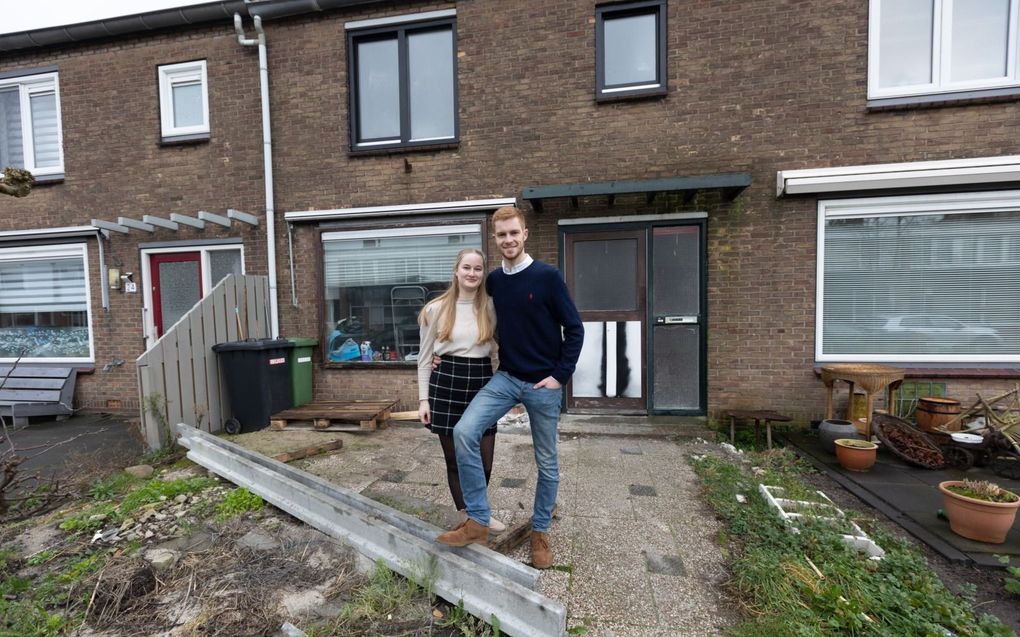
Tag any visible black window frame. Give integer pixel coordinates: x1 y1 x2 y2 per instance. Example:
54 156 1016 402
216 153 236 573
347 17 459 152
595 0 668 101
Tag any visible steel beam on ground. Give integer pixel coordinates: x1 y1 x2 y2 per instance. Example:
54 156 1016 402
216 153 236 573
174 424 563 637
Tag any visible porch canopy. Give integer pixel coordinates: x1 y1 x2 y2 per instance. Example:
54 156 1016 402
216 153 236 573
520 172 752 213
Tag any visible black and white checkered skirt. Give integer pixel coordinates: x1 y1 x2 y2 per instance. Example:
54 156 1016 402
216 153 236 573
428 354 495 437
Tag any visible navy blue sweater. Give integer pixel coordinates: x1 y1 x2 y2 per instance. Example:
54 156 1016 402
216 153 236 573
487 260 584 385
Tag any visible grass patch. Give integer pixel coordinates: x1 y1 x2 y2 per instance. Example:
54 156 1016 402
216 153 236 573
693 449 1013 636
0 548 107 637
87 472 140 501
118 476 216 515
215 488 264 521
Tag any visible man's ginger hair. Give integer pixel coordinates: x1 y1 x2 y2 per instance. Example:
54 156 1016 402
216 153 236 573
491 205 527 229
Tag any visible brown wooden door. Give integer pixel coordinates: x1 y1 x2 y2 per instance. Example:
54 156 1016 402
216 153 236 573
564 229 646 411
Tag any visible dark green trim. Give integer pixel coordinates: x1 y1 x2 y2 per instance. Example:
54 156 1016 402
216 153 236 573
522 173 751 212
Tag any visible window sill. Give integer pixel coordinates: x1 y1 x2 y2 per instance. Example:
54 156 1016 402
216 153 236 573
596 86 667 103
33 172 64 185
159 133 210 146
867 86 1020 111
349 141 459 157
323 361 417 370
814 365 1020 379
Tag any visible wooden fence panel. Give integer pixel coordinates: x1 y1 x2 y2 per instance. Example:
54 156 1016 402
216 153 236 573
136 275 271 449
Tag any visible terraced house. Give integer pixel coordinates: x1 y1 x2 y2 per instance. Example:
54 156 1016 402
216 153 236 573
1 0 1019 434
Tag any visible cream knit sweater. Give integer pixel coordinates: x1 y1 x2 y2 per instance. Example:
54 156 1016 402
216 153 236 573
417 298 498 401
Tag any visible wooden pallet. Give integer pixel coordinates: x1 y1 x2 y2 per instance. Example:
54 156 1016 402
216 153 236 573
270 400 396 431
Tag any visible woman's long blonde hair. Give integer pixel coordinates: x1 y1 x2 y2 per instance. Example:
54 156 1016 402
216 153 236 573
418 248 494 344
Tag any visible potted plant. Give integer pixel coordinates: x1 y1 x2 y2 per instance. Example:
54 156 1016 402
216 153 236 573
834 438 878 472
938 479 1020 544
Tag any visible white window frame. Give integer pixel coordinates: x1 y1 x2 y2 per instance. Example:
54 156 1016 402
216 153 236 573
0 243 94 363
157 60 210 139
869 0 1020 99
0 72 64 177
816 190 1020 363
140 243 245 347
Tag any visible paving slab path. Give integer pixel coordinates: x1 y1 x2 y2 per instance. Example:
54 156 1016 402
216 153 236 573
240 421 739 636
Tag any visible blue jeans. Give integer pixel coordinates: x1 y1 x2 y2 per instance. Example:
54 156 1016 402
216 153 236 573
453 371 563 532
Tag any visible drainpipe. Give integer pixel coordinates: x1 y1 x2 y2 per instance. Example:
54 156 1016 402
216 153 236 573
234 13 280 338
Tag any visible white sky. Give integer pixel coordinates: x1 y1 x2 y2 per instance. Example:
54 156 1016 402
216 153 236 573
0 0 215 35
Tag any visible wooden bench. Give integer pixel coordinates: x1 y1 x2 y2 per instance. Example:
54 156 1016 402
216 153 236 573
725 409 792 450
0 365 78 426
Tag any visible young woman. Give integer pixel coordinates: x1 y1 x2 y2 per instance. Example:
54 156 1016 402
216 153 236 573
418 248 505 532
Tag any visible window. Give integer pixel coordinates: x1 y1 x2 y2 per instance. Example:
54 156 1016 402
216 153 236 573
158 60 209 140
0 72 63 177
0 244 93 362
347 12 457 150
869 0 1020 100
322 223 482 362
817 191 1020 363
596 0 667 99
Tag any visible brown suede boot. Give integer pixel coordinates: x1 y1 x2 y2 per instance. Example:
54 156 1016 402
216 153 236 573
436 518 489 547
531 531 553 569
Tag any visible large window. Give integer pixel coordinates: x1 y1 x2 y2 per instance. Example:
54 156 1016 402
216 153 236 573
347 11 457 150
158 60 209 140
0 71 63 177
596 0 667 99
0 244 93 362
322 224 482 363
869 0 1020 100
817 191 1020 363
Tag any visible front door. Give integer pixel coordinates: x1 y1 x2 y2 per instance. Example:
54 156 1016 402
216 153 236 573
564 230 646 411
150 252 202 338
564 223 705 414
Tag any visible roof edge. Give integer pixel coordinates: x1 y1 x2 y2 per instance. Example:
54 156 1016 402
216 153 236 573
0 1 249 53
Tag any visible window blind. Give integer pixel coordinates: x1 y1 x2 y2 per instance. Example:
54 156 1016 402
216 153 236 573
822 210 1020 358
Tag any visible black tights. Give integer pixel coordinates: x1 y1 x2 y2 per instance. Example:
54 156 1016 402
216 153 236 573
439 433 495 511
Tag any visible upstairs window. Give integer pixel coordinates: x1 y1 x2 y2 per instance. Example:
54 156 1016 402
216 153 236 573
0 72 63 177
596 0 667 99
869 0 1020 100
347 11 458 150
158 60 209 140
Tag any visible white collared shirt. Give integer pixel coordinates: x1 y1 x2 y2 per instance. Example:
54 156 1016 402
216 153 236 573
502 254 534 275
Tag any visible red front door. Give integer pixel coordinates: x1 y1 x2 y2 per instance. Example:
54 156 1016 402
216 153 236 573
150 252 203 337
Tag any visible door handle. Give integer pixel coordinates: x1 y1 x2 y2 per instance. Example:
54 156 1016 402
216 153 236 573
655 316 698 324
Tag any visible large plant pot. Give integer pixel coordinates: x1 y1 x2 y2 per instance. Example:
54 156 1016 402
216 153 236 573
834 438 877 472
938 480 1020 544
819 419 860 454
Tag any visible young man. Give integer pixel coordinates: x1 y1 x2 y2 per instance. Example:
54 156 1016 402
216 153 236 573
436 205 583 569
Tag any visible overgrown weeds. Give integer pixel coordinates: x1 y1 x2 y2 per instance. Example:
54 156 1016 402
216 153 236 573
216 487 264 520
693 449 1014 637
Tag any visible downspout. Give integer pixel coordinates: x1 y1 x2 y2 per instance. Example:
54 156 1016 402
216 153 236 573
234 13 280 337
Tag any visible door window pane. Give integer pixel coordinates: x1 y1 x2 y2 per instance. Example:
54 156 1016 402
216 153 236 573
652 227 699 316
357 37 401 141
822 208 1020 358
209 249 243 286
408 28 455 141
652 324 699 410
171 82 204 128
0 251 89 359
878 0 934 88
322 226 481 362
158 260 201 334
572 239 638 311
604 12 658 86
950 0 1010 82
0 87 24 168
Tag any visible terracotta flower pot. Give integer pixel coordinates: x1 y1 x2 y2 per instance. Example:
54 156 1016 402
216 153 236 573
834 438 877 472
938 480 1020 544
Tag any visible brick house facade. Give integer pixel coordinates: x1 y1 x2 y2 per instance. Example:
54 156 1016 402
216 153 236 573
2 0 1019 432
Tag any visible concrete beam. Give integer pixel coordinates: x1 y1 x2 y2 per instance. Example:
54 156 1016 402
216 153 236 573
227 208 259 225
170 213 205 229
174 424 563 637
118 217 155 232
91 219 129 234
142 215 179 230
198 210 231 227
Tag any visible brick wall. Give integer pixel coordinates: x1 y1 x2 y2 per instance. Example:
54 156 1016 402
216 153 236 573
3 1 1019 422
